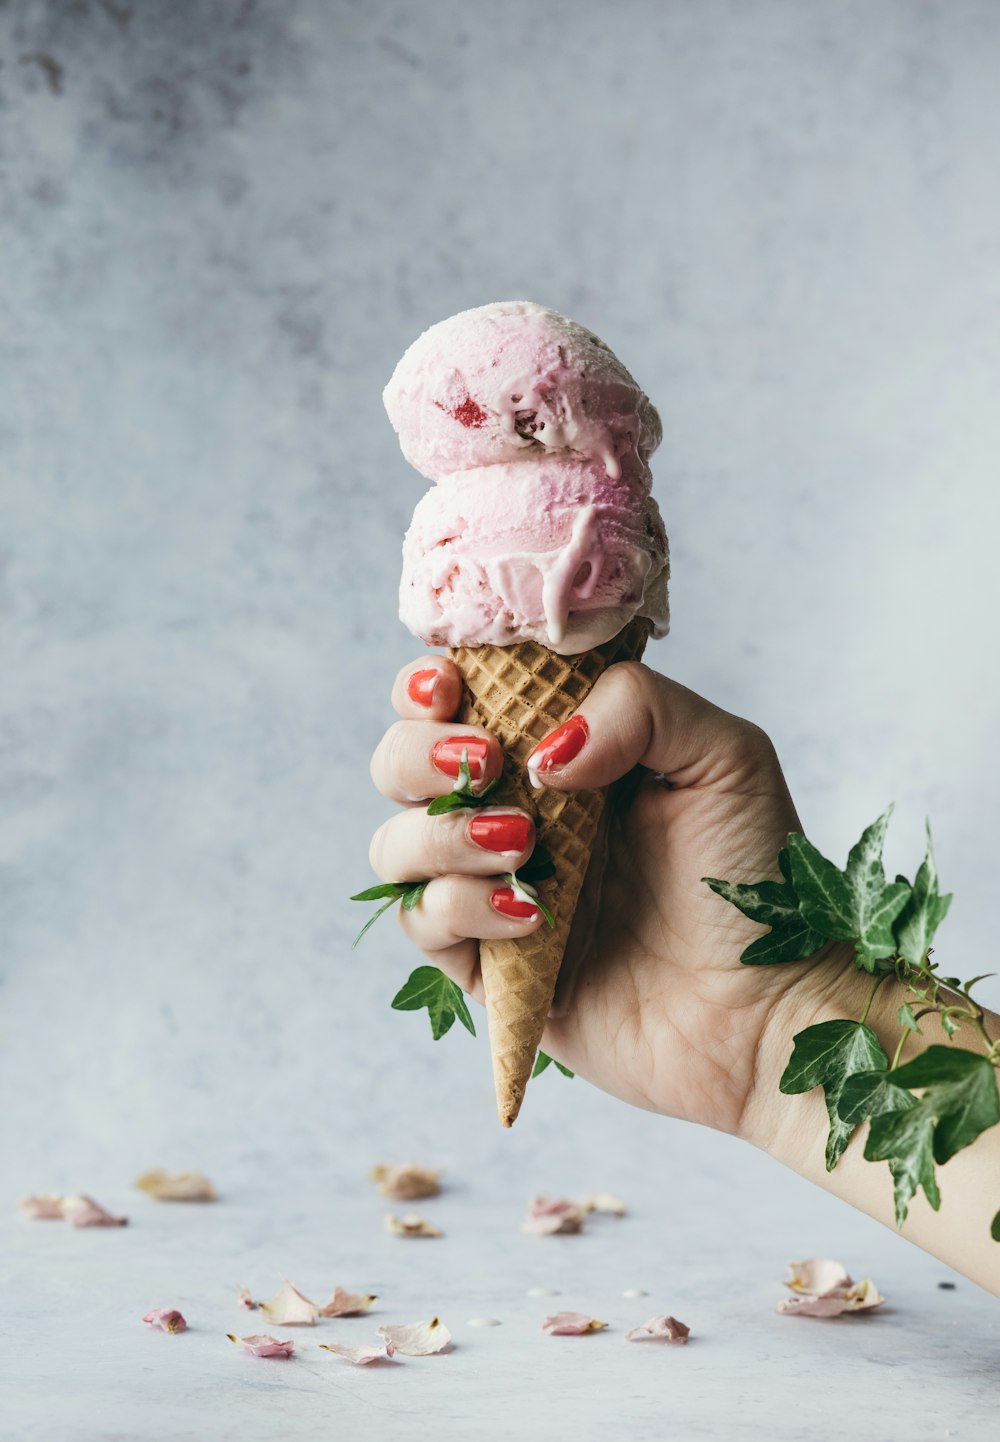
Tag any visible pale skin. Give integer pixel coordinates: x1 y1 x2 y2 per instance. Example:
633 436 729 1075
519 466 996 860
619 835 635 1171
369 656 1000 1297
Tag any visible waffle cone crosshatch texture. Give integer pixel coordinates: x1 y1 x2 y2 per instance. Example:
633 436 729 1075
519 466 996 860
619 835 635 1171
451 616 651 1126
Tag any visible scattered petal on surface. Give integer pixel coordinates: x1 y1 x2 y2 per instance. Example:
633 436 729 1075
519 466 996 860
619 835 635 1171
60 1195 128 1228
522 1197 586 1235
624 1315 689 1344
579 1192 626 1216
385 1213 443 1238
142 1309 188 1333
541 1312 608 1335
785 1259 851 1296
778 1259 884 1317
237 1287 257 1310
134 1169 217 1202
259 1281 320 1326
19 1195 66 1220
228 1333 295 1358
371 1163 441 1201
377 1318 452 1355
319 1287 378 1317
319 1341 395 1365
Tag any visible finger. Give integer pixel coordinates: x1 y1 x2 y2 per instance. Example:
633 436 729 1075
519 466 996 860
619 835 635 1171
370 720 503 804
524 662 781 795
398 875 546 952
391 655 464 721
407 936 486 1007
370 806 535 882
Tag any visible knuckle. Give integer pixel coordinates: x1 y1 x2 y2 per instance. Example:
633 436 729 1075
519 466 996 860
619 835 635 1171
368 819 391 878
371 719 409 793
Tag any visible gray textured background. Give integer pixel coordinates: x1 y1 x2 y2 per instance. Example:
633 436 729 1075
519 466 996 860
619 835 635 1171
4 2 999 1437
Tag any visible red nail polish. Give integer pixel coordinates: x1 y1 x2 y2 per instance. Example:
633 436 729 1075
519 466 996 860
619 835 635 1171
468 812 532 855
431 735 491 779
527 714 589 773
490 887 539 920
407 668 440 707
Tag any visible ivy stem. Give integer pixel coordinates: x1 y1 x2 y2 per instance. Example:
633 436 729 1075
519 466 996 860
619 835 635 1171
890 1030 909 1071
859 976 884 1027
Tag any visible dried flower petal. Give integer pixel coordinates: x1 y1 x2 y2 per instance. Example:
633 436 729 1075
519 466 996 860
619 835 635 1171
259 1281 320 1326
228 1333 295 1358
385 1213 443 1238
541 1312 608 1335
522 1197 586 1236
319 1341 395 1365
134 1169 217 1203
19 1194 66 1220
237 1287 257 1310
319 1287 378 1317
60 1195 128 1228
377 1317 452 1355
371 1163 441 1201
785 1259 852 1297
142 1309 188 1333
579 1192 626 1216
624 1315 689 1344
778 1259 884 1317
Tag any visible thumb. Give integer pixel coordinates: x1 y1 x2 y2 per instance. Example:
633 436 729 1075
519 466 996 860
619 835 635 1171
525 661 781 795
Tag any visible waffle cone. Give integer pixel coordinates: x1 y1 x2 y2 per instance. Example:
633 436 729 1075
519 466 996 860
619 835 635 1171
449 616 651 1127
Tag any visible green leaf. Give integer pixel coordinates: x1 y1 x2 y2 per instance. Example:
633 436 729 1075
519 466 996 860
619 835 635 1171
866 1104 942 1226
351 883 408 902
897 1003 922 1035
941 1014 960 1038
787 809 911 967
991 1209 1000 1243
888 1046 1000 1164
400 882 428 912
837 1068 917 1129
703 848 826 966
352 896 401 947
391 965 476 1040
532 1051 575 1079
895 824 952 967
352 880 428 947
426 749 499 815
779 1020 889 1169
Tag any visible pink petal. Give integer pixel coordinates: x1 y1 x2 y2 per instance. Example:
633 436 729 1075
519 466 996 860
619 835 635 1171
319 1342 396 1366
142 1309 188 1333
579 1192 627 1216
376 1317 452 1355
60 1195 128 1228
541 1312 608 1336
19 1194 66 1220
522 1197 585 1235
259 1281 320 1326
371 1163 442 1201
384 1213 443 1238
237 1287 257 1310
228 1333 295 1358
785 1259 852 1297
319 1287 378 1318
134 1169 217 1202
624 1315 689 1344
776 1294 859 1318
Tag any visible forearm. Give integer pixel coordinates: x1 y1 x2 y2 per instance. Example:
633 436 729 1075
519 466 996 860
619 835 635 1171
745 959 1000 1297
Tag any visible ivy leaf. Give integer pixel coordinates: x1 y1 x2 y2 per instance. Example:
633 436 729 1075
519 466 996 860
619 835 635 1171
532 1050 575 1079
865 1104 942 1226
702 848 826 966
779 1020 889 1169
894 824 952 967
991 1209 1000 1243
351 881 427 947
391 965 476 1040
897 1003 922 1035
837 1068 917 1129
786 808 912 970
426 749 499 815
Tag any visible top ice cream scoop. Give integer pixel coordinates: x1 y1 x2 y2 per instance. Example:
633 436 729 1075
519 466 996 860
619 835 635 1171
384 301 662 483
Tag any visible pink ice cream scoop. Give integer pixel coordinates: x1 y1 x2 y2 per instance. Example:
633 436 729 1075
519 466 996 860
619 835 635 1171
388 301 668 656
400 456 668 654
384 301 662 483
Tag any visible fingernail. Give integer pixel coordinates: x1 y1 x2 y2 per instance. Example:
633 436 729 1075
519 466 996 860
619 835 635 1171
526 715 589 778
490 887 539 920
407 668 440 707
431 735 491 780
468 812 532 856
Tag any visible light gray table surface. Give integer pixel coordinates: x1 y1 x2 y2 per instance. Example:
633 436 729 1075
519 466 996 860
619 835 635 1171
3 2 999 1437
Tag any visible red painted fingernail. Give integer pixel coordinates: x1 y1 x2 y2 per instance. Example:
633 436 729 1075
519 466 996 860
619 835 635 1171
431 735 491 779
468 812 532 855
526 714 589 775
407 668 440 707
490 887 539 920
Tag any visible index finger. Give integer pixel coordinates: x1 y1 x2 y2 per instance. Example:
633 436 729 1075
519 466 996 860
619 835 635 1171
392 655 464 721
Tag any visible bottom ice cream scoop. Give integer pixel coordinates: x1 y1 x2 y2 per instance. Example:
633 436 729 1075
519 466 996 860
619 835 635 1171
399 458 669 655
